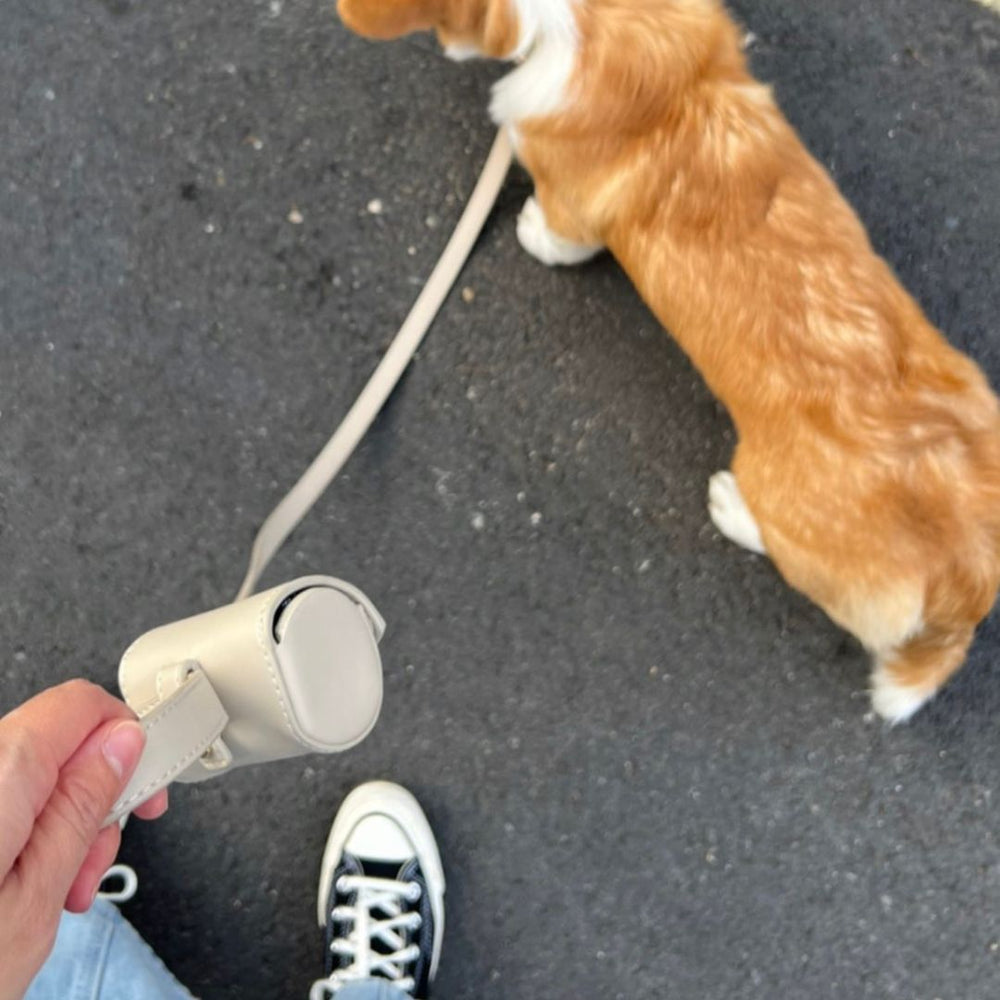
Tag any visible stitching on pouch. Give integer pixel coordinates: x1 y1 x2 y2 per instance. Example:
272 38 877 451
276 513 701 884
155 668 170 704
112 727 221 813
111 677 227 813
255 598 297 740
133 694 161 717
134 664 192 718
139 676 212 735
119 641 135 703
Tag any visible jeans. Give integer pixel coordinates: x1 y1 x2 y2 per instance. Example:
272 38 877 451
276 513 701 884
26 901 409 1000
26 900 194 1000
335 985 410 1000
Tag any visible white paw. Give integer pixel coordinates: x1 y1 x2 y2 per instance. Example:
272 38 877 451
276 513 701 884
708 471 765 554
444 43 482 61
516 196 602 267
869 665 934 724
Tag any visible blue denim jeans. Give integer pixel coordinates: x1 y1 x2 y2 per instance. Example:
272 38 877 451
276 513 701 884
26 901 408 1000
26 900 195 1000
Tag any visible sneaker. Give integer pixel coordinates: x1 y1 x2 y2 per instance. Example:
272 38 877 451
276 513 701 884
310 782 445 1000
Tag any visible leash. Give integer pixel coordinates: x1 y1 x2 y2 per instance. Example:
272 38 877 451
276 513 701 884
235 128 514 601
105 128 513 827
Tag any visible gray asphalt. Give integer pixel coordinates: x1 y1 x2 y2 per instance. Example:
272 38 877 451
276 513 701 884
2 1 1000 998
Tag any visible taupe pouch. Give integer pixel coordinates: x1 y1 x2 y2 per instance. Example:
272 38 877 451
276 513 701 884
106 576 383 826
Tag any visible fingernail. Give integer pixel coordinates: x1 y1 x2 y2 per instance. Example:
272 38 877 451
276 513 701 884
102 721 145 780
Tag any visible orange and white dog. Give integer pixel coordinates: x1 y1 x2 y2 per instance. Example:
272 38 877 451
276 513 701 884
338 0 1000 722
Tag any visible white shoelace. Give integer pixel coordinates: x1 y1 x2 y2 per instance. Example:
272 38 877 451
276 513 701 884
309 874 424 1000
97 864 138 903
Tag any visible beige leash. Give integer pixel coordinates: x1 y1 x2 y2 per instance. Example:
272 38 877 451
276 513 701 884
101 129 511 826
236 128 514 601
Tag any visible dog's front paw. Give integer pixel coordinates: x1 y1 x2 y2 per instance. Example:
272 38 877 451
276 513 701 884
708 471 766 554
516 196 601 267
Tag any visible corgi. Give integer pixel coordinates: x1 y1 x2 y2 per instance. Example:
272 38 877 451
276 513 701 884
337 0 1000 723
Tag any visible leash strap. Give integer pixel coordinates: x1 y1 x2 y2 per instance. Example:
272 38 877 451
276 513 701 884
235 129 514 600
106 665 229 827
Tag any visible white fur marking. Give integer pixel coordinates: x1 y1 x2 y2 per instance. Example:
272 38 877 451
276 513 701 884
707 471 766 554
444 43 483 62
489 0 579 124
516 195 601 266
870 665 934 724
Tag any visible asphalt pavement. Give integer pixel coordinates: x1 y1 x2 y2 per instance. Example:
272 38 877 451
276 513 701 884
2 1 999 997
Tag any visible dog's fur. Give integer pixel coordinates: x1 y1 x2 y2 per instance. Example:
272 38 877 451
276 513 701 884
338 0 1000 722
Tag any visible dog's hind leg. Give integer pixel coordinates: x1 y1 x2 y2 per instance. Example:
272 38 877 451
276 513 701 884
870 625 974 723
708 470 766 554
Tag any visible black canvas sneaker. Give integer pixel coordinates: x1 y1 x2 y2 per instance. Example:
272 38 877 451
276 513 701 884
310 782 445 1000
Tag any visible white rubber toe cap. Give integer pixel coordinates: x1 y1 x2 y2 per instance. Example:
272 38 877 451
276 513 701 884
316 782 446 981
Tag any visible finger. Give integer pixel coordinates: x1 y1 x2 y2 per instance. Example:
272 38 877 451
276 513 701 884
15 719 145 915
0 715 54 878
0 877 60 1000
64 823 121 913
0 680 134 876
2 679 135 773
133 787 169 821
64 788 167 909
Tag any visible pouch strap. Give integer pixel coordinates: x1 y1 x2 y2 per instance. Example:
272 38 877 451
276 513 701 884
105 664 229 827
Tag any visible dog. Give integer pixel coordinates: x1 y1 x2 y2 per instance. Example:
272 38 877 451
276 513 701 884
337 0 1000 722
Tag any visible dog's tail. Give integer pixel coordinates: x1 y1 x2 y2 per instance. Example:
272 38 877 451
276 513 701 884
870 468 1000 724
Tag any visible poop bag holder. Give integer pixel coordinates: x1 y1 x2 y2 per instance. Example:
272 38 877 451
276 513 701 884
100 130 514 827
104 575 384 826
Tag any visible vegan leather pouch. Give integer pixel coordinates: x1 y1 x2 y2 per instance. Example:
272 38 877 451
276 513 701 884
105 575 384 825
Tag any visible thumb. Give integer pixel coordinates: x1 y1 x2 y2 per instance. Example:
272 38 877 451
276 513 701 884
18 719 145 910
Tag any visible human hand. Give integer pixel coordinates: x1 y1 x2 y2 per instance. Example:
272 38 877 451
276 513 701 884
0 680 169 1000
